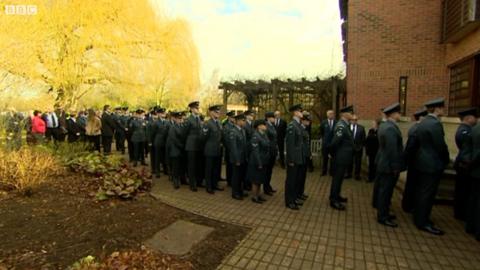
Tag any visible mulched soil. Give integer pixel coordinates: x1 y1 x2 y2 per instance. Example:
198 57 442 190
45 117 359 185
0 173 249 270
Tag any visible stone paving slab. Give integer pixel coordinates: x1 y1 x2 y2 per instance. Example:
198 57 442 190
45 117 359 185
151 167 480 270
145 220 214 255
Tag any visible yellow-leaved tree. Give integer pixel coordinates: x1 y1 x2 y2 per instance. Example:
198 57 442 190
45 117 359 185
0 0 200 111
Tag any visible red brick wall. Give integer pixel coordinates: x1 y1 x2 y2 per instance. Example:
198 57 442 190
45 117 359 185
446 28 480 65
346 0 450 119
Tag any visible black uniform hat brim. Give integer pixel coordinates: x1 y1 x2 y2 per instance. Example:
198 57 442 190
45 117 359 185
458 107 478 118
424 98 445 108
340 105 354 113
383 102 401 115
289 104 303 112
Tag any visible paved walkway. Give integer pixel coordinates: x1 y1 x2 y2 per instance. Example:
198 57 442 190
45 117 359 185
151 168 480 270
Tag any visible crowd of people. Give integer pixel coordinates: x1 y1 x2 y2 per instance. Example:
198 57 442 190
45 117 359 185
2 97 479 241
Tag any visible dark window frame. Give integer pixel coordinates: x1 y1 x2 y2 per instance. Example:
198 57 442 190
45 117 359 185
398 76 408 115
448 55 480 116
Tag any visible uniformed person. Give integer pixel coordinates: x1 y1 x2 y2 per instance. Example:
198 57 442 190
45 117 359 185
453 108 478 220
375 103 405 227
467 115 480 241
114 107 127 154
166 111 187 189
401 108 428 212
223 110 236 186
264 112 278 195
124 107 136 162
201 105 224 194
149 107 169 178
247 119 271 204
329 105 354 211
243 110 255 191
130 109 148 167
412 98 450 235
184 102 204 191
285 104 305 210
226 113 248 200
297 113 312 202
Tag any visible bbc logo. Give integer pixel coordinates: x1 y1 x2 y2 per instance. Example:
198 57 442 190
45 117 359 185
4 5 38 15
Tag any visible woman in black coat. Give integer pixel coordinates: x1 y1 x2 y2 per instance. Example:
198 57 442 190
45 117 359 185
247 120 271 204
365 119 380 182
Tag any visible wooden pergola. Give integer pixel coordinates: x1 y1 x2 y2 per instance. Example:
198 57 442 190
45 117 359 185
219 77 345 121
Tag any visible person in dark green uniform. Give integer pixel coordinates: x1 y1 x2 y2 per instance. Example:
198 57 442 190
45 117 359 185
412 98 449 235
150 107 169 178
375 103 405 227
201 105 224 194
247 119 271 204
184 101 204 191
223 110 236 187
113 107 127 154
147 108 159 173
264 112 278 195
467 113 480 241
243 110 255 191
226 113 248 200
285 104 305 210
329 105 354 211
166 111 187 189
130 109 148 167
297 113 312 203
453 108 478 220
401 108 428 213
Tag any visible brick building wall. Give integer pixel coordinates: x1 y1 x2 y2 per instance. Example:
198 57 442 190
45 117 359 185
346 0 450 119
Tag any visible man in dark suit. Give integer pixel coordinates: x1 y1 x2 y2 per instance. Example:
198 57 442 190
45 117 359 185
401 108 428 213
114 107 127 154
264 112 278 195
319 110 337 176
412 98 450 235
329 105 354 211
101 105 116 155
184 101 204 191
347 114 366 180
201 105 224 194
226 114 248 200
166 111 187 189
453 108 477 220
66 111 82 143
223 110 236 186
375 103 405 227
285 104 306 210
467 116 480 241
274 111 287 168
149 108 169 178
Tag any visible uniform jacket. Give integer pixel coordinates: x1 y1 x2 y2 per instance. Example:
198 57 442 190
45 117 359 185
302 125 311 159
286 118 306 165
469 124 480 178
184 114 203 151
66 118 83 142
320 119 337 148
114 113 127 136
266 122 278 157
150 118 170 148
222 120 235 147
454 123 473 168
226 125 247 164
351 123 366 152
101 112 116 137
274 118 287 140
249 130 271 167
166 123 186 158
365 128 379 157
329 119 354 166
404 122 420 166
201 118 223 157
413 114 450 173
244 120 254 142
129 117 147 143
375 120 405 173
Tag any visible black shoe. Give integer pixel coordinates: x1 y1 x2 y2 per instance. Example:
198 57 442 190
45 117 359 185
214 186 224 191
141 162 148 166
271 189 277 193
197 183 205 188
389 214 397 220
174 185 180 189
419 225 445 236
355 176 361 181
258 196 267 202
300 194 308 200
155 173 161 178
242 193 249 197
133 162 138 167
378 219 398 227
338 196 348 203
295 199 304 206
190 187 198 192
232 194 243 200
286 203 300 210
330 201 346 210
252 197 263 204
220 178 227 182
321 172 327 176
207 189 214 194
345 174 352 179
264 191 274 196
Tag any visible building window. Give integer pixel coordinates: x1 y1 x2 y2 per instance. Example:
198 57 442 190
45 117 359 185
448 56 480 116
399 76 408 114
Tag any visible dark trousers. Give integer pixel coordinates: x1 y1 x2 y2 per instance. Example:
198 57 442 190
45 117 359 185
151 145 158 174
46 127 60 142
372 173 380 208
170 156 181 188
232 163 246 196
127 138 134 161
454 170 471 220
321 147 331 175
264 154 276 192
115 133 126 153
348 149 363 177
87 135 101 152
277 138 285 166
402 167 418 212
285 164 302 205
466 178 480 239
160 147 168 175
367 154 377 181
225 150 232 185
102 135 113 154
187 151 202 189
330 162 348 202
413 172 442 227
296 162 308 198
205 156 221 191
133 141 145 163
376 172 399 221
